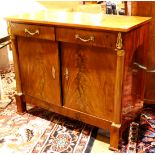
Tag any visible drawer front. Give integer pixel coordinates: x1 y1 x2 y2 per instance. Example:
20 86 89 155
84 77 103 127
10 23 55 40
56 27 117 48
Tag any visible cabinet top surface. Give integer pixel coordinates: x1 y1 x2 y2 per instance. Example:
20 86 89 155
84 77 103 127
5 10 151 32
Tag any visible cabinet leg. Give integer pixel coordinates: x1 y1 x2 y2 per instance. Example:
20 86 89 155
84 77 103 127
109 123 121 151
15 93 26 114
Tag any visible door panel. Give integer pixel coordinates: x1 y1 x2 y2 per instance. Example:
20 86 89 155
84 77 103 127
61 43 116 121
17 36 61 106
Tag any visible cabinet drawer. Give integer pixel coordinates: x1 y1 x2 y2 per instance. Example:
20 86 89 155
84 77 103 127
10 23 55 40
56 27 117 48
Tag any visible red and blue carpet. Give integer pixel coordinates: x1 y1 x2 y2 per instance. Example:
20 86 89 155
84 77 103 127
0 101 97 153
119 105 155 153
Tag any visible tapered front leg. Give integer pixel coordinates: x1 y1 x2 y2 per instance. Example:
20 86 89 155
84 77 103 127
15 93 26 114
109 123 121 151
8 22 27 114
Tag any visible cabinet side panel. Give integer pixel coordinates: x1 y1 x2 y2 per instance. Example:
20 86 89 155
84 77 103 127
121 25 149 130
131 1 155 103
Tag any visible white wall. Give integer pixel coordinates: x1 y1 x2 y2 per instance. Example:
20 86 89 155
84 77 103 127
0 0 46 37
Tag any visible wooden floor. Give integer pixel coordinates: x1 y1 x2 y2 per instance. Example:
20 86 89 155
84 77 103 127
91 129 114 153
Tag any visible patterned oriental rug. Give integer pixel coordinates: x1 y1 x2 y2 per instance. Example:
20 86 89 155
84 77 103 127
0 67 97 153
119 105 155 153
0 102 96 153
0 65 16 109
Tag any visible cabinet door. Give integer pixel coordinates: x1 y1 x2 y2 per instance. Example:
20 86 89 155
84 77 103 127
61 43 117 121
17 37 61 106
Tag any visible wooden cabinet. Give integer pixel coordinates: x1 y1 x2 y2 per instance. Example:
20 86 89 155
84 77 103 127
6 12 151 151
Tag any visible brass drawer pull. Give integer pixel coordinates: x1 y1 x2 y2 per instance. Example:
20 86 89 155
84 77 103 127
133 62 155 73
147 70 155 73
24 28 39 36
52 66 56 80
133 62 147 70
75 34 94 42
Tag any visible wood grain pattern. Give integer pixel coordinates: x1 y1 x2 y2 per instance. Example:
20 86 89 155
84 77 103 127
10 22 55 40
56 27 117 48
120 24 150 138
25 95 111 130
11 35 22 93
113 49 124 124
10 34 26 113
131 2 155 103
17 36 61 106
61 42 116 121
5 11 151 32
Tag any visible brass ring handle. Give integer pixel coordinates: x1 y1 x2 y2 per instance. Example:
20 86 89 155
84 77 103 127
52 66 56 80
75 34 94 42
24 28 39 36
